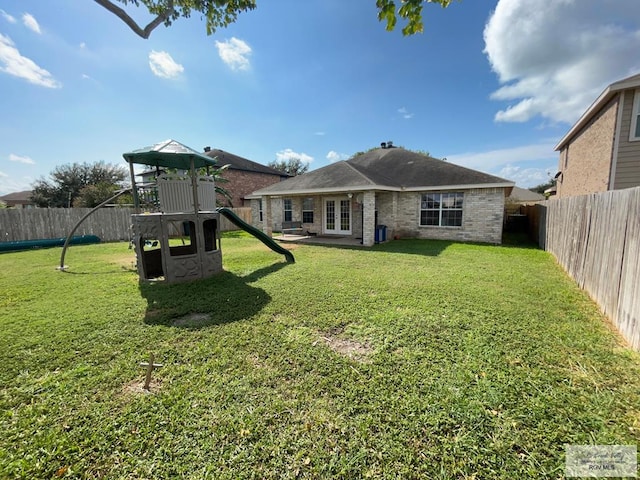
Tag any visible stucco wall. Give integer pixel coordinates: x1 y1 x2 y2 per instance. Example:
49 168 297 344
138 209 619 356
556 96 618 198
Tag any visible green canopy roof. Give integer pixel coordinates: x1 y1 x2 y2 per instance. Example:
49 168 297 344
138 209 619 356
122 139 217 170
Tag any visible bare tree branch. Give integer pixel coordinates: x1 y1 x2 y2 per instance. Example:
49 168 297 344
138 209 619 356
93 0 174 39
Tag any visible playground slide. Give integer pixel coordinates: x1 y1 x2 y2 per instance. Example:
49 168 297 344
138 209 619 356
217 207 295 263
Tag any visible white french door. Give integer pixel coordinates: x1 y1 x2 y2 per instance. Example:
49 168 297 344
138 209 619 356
324 197 351 234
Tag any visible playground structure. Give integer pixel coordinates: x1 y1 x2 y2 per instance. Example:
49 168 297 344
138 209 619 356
121 139 223 283
57 139 293 280
123 140 293 283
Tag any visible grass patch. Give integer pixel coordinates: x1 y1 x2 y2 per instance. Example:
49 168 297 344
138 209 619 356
1 232 639 479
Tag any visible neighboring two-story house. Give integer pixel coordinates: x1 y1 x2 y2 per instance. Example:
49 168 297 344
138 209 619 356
203 148 291 207
554 72 640 198
137 147 290 208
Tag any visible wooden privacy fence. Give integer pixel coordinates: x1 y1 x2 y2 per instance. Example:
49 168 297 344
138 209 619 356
527 188 640 350
220 207 252 230
522 203 547 249
0 207 253 242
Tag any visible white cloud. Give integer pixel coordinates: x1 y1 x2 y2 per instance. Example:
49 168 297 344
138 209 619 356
148 50 184 79
446 142 559 188
484 0 640 124
9 153 34 165
0 34 61 88
496 164 556 188
80 42 86 49
398 107 414 119
1 9 16 23
314 131 326 136
0 174 34 197
447 142 557 171
22 13 41 34
215 37 252 71
326 151 349 163
276 148 313 164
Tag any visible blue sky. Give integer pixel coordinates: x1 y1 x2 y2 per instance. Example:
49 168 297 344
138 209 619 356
1 0 639 195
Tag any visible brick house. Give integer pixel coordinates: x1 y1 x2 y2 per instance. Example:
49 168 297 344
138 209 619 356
247 146 514 246
203 148 291 207
554 72 640 198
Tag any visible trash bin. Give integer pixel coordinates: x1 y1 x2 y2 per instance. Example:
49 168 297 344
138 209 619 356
375 225 387 244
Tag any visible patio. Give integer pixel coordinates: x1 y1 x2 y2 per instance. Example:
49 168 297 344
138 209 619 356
273 234 366 247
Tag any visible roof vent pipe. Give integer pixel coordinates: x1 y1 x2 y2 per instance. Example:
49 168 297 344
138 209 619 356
203 146 211 152
387 141 393 148
380 142 387 149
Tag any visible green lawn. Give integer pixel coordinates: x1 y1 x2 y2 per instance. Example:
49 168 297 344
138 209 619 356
1 233 638 479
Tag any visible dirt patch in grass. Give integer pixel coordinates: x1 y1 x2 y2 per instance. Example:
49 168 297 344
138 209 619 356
319 329 374 362
122 379 162 396
105 252 137 270
172 313 212 328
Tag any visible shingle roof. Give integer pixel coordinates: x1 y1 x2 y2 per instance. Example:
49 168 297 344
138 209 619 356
204 149 291 177
250 148 512 196
0 190 33 202
507 186 545 202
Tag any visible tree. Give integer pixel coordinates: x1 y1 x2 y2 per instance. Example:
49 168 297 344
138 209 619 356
75 182 131 208
376 0 455 35
414 149 431 157
529 179 555 195
352 145 432 158
94 0 455 39
31 161 128 208
267 158 309 176
94 0 257 39
206 164 234 207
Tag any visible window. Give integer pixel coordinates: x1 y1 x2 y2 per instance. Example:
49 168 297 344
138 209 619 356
326 200 335 230
302 197 314 223
420 192 463 227
340 200 350 230
631 89 640 141
283 198 292 222
167 220 197 256
139 235 163 279
203 219 217 252
258 199 263 222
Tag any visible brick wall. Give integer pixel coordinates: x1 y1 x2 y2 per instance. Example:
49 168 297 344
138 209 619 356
362 192 376 246
221 170 285 207
252 188 506 244
252 196 323 234
383 188 506 244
